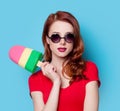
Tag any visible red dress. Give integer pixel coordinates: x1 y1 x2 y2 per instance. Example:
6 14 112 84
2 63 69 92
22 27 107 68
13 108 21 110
28 61 100 111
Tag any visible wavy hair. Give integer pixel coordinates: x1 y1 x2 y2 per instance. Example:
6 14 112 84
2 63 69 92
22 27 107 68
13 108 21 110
42 11 86 83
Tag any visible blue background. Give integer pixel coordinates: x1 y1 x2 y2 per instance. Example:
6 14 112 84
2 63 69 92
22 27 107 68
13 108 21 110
0 0 120 111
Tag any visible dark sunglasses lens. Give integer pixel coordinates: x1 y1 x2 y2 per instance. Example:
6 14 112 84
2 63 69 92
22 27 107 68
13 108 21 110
51 34 60 43
66 33 74 43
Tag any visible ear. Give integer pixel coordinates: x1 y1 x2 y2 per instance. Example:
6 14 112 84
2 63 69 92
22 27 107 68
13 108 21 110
46 36 50 44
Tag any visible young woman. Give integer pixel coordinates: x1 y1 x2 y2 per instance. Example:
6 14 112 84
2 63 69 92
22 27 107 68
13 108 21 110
28 11 100 111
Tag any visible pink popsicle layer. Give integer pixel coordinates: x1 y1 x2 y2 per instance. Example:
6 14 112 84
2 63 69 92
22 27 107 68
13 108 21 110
9 45 25 64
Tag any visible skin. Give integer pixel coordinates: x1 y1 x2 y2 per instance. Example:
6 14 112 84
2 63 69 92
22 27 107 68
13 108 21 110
31 21 99 111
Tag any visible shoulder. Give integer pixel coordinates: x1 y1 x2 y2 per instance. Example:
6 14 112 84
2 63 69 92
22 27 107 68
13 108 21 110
28 70 52 91
85 61 98 75
29 70 44 82
28 70 50 85
85 61 98 70
28 70 53 94
84 61 100 87
28 70 45 92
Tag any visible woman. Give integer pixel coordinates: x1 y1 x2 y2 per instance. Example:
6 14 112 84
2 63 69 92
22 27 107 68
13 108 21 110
28 11 100 111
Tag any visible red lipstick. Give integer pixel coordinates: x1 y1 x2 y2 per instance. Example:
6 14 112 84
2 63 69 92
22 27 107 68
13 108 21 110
58 48 66 52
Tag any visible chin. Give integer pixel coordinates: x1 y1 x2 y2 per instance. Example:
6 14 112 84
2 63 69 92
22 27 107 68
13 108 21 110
57 53 69 58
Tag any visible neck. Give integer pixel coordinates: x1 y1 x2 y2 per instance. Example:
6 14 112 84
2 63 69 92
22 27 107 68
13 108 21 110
50 53 68 74
51 56 65 68
50 55 71 88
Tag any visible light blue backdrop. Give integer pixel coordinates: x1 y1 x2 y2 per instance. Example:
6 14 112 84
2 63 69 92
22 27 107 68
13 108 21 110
0 0 120 111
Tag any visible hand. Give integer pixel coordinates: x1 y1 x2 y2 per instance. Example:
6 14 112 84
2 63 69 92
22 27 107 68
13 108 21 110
41 62 61 83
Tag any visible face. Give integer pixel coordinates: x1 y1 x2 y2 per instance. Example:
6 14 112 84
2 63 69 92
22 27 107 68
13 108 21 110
46 21 74 58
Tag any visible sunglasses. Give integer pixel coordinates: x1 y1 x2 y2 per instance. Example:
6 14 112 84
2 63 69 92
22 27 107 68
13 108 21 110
47 33 75 43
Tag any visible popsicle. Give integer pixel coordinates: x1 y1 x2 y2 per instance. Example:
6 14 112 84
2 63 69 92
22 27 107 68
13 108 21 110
9 45 43 73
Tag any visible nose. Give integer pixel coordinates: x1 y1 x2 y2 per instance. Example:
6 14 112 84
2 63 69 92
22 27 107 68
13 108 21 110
60 38 66 45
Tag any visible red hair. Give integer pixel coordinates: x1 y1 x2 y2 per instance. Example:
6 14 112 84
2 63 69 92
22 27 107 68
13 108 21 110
42 11 86 83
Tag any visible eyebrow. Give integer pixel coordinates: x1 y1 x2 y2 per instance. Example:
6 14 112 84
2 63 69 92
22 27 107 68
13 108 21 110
51 31 74 35
52 32 60 34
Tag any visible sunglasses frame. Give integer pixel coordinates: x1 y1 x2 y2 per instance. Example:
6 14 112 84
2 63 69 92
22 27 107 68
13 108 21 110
47 33 75 43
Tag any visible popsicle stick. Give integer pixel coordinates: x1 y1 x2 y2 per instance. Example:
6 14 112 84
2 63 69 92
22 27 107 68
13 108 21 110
37 61 43 67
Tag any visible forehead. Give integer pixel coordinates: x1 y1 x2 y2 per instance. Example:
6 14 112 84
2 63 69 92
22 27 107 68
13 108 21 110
49 21 74 34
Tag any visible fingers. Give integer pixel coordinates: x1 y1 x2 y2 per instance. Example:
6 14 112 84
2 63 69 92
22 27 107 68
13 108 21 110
40 62 61 82
40 62 49 75
41 62 57 75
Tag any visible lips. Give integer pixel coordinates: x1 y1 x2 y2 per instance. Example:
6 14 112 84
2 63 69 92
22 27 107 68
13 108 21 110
58 48 67 52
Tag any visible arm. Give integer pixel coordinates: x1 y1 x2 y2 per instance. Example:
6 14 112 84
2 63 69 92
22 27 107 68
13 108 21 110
84 81 99 111
31 62 61 111
31 79 61 111
31 91 44 111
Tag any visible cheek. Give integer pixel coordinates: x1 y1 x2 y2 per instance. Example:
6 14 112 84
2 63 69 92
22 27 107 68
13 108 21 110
49 43 57 51
67 44 74 53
